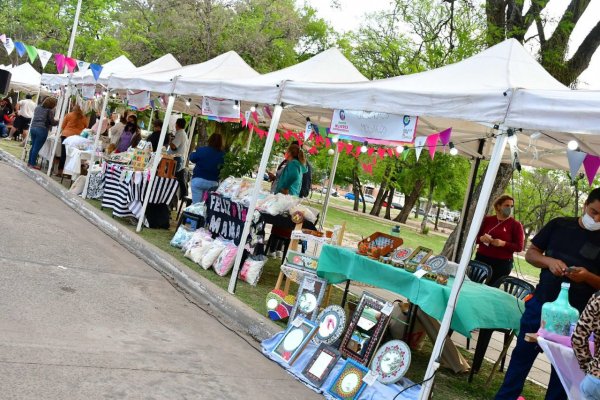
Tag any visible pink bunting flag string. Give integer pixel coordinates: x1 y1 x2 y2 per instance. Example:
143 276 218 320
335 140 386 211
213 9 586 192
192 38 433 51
55 53 66 73
65 57 77 73
438 128 452 146
583 154 600 186
426 133 440 160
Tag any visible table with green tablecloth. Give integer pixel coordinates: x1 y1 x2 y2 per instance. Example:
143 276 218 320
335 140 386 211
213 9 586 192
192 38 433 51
317 245 524 338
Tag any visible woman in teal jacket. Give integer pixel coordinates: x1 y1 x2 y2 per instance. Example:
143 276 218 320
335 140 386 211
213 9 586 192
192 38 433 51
275 144 307 197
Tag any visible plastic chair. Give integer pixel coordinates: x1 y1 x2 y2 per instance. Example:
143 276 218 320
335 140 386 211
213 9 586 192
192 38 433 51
468 276 534 383
467 260 493 284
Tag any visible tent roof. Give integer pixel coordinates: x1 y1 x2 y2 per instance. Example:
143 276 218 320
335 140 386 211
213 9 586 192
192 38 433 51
3 62 42 92
107 53 182 90
109 51 259 92
174 48 368 103
41 55 137 86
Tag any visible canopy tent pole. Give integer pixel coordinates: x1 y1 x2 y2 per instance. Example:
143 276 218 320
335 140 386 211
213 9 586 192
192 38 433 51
318 146 340 230
228 104 284 294
46 81 72 175
136 89 177 233
148 106 155 131
419 131 509 400
452 138 485 261
244 124 254 153
82 89 110 199
184 115 197 166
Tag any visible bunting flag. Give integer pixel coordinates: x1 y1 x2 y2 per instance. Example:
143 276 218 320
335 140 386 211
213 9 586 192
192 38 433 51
263 105 272 119
377 147 386 159
14 41 26 57
303 120 313 141
308 146 318 155
337 141 345 153
414 136 427 161
325 138 331 148
77 60 90 72
0 34 5 44
345 143 353 155
362 162 373 175
274 132 280 142
3 37 14 55
37 49 52 69
252 111 259 124
55 53 66 73
567 150 587 182
24 44 37 63
426 133 440 160
438 128 452 146
402 148 409 160
354 146 362 158
244 111 251 127
90 63 103 81
387 148 394 157
583 154 600 186
367 147 375 156
65 57 77 73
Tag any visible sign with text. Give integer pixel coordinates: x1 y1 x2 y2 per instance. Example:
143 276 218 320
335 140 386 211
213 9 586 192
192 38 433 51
206 193 248 244
330 109 417 143
201 97 240 120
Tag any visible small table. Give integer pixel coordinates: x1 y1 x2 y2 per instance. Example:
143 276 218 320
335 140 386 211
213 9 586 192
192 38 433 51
537 336 585 399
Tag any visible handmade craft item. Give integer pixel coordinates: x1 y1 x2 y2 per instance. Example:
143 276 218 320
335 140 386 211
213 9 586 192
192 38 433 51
302 343 341 387
357 233 403 258
327 358 369 399
404 246 433 267
425 255 448 273
271 317 318 365
289 275 328 323
370 340 411 384
313 305 347 346
390 247 413 267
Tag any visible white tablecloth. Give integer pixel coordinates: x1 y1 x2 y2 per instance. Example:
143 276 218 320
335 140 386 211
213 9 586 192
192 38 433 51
63 147 93 177
38 135 61 160
537 336 586 399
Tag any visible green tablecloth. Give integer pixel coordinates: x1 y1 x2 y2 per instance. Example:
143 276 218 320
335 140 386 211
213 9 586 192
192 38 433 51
317 245 524 338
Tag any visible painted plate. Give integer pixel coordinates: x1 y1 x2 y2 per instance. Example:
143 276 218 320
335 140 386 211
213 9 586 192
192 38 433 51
391 248 413 263
425 255 448 273
313 305 347 345
370 340 411 384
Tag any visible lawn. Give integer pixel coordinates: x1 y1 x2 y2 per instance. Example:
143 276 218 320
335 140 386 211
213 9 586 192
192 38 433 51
0 140 24 159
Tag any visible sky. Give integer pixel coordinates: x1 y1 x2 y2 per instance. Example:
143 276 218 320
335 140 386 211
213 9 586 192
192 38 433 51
302 0 600 88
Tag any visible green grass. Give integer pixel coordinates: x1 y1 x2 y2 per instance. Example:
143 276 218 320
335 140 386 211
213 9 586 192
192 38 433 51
0 140 24 159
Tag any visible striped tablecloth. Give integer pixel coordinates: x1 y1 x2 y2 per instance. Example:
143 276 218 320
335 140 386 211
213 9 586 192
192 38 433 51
101 162 179 219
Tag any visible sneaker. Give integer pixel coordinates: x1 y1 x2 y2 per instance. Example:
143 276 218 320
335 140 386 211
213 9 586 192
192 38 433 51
276 250 283 258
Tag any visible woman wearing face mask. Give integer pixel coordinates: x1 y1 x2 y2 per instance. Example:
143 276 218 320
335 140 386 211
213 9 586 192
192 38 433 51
495 188 600 400
475 194 524 285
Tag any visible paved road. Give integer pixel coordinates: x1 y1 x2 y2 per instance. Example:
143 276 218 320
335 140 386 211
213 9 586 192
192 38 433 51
0 161 320 399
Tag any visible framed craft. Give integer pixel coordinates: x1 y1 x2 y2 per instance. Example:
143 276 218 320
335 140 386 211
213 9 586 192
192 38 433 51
339 291 392 365
425 255 448 273
328 358 369 400
370 340 411 384
289 275 328 323
271 317 318 365
405 246 433 266
313 305 347 346
302 343 341 387
285 250 319 271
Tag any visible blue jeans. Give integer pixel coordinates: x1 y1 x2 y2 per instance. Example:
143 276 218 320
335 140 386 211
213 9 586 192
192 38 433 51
191 177 218 204
495 296 567 400
581 374 600 399
0 122 7 137
28 127 48 166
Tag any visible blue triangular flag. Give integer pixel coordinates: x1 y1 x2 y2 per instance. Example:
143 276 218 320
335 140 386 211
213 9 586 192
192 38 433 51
567 150 587 181
14 41 26 57
90 63 103 81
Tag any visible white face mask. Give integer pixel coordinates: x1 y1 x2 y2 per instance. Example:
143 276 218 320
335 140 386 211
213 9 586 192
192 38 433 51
582 212 600 231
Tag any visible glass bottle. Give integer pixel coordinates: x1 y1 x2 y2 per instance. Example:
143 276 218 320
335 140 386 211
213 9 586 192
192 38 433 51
541 282 580 336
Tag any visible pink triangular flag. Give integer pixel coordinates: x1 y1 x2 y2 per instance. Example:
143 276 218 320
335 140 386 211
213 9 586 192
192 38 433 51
426 133 440 160
274 132 280 142
362 162 373 175
345 143 353 155
387 148 394 157
567 150 587 181
354 146 362 158
65 57 77 73
438 128 452 146
337 141 345 153
367 147 375 156
308 146 318 155
377 148 386 159
55 53 66 73
583 154 600 186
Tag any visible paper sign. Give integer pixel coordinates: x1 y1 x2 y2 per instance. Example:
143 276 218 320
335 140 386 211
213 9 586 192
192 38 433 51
292 316 303 327
330 109 417 143
363 370 379 386
414 269 428 279
127 90 151 110
381 302 394 316
201 97 240 120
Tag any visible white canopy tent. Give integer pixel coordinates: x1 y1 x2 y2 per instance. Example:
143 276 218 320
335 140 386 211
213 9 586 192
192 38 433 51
41 55 137 87
1 63 47 93
215 39 600 399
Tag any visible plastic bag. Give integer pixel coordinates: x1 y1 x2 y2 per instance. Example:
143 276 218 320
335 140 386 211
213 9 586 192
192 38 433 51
170 226 195 249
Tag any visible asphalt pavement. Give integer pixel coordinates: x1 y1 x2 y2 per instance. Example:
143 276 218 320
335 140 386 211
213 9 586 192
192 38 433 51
0 160 320 399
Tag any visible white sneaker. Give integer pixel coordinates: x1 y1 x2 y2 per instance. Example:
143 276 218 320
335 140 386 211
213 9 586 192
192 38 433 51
276 251 283 258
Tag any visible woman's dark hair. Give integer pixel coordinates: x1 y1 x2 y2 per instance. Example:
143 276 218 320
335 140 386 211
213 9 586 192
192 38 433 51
586 188 600 205
208 133 223 150
153 119 163 128
493 194 514 209
287 143 306 165
127 114 138 124
176 118 186 130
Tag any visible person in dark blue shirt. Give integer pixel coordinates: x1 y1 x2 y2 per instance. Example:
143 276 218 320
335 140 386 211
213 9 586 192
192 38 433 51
189 133 225 203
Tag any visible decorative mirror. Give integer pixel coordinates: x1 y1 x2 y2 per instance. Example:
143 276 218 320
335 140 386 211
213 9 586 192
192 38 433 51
313 305 347 346
289 275 328 323
405 246 433 266
302 343 341 387
271 317 318 365
339 291 392 365
370 340 411 384
328 358 369 400
425 255 448 273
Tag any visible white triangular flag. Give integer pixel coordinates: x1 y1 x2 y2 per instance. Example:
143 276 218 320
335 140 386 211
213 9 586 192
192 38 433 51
567 150 587 181
303 121 313 141
37 49 53 69
77 60 90 72
414 136 427 161
3 37 14 55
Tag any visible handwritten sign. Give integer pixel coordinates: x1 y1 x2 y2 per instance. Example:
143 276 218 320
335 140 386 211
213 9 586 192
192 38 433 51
205 193 248 244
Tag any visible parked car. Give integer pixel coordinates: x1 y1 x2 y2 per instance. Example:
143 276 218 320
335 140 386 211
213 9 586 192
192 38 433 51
321 187 339 197
363 194 376 203
344 193 356 200
382 201 403 210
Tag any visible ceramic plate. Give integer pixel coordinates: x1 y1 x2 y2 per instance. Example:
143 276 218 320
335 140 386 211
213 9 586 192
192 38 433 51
370 340 411 384
425 255 448 273
391 248 413 263
313 305 346 345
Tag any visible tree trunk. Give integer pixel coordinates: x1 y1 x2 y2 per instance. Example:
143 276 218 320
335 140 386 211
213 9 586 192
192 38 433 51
394 179 425 223
420 179 435 234
441 163 514 260
372 189 388 217
352 168 360 212
384 187 395 220
434 203 441 231
370 162 392 216
485 0 506 46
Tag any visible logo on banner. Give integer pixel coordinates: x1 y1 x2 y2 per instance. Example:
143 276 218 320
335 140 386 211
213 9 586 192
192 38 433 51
403 115 411 126
340 110 346 121
330 109 417 142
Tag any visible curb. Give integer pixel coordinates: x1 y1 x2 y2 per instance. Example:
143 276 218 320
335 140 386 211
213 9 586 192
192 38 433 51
0 148 280 343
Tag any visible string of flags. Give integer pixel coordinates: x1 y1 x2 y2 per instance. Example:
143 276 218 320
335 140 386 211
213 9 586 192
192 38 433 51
0 34 103 79
567 150 600 186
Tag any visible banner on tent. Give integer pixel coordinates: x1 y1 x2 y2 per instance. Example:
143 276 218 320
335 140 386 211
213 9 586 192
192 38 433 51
330 109 418 143
201 97 240 120
127 90 151 110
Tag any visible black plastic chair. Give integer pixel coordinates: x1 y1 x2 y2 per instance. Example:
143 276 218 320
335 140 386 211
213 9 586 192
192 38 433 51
467 260 493 284
468 276 534 383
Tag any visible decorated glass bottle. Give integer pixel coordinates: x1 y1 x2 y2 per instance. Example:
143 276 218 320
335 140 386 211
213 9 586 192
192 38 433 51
541 283 580 336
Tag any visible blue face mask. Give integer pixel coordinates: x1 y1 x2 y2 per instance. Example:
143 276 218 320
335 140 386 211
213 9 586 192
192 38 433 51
500 206 512 218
